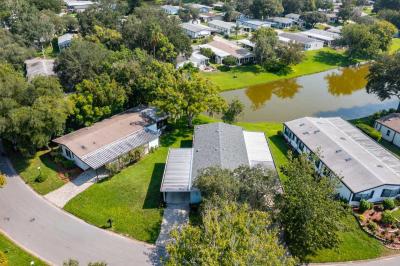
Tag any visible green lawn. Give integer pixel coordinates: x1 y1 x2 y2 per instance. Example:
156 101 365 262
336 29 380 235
392 208 400 220
5 146 65 195
64 124 194 243
0 233 46 265
203 39 400 91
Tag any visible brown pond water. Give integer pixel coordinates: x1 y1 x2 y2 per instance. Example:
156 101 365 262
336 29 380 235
221 64 397 122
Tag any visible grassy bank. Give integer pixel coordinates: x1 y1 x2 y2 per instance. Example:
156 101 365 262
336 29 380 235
203 39 400 91
0 233 46 265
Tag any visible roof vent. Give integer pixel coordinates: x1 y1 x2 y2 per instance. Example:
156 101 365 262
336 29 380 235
345 158 352 162
299 123 305 127
335 149 342 153
340 137 346 141
303 132 309 135
377 164 383 168
81 145 86 149
314 130 320 134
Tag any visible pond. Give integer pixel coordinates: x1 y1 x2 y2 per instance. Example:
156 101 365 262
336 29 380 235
221 65 398 122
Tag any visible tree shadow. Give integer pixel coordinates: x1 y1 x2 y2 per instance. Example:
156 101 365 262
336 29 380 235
143 163 165 209
180 139 193 148
313 50 357 67
145 216 163 244
2 141 30 172
269 135 289 159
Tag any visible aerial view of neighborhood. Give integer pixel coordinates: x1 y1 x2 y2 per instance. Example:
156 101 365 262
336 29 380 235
1 0 400 265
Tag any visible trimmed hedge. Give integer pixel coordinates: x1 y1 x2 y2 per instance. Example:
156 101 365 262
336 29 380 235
359 199 373 213
356 123 382 141
383 198 396 210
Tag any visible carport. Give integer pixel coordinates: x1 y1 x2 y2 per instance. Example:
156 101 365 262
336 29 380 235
160 148 193 204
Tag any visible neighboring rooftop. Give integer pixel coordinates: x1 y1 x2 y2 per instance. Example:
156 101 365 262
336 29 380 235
160 148 193 192
25 58 55 80
279 32 323 44
270 17 295 24
199 36 253 59
53 107 162 169
285 13 301 20
180 23 214 33
301 28 340 41
239 19 275 27
376 113 400 133
208 20 236 29
285 117 400 193
58 33 74 44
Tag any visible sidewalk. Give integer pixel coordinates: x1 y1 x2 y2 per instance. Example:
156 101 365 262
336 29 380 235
44 169 107 208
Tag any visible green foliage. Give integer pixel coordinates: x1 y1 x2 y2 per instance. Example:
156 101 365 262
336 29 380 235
86 25 123 51
55 40 111 89
30 0 63 13
250 0 284 19
0 29 35 71
35 173 48 183
374 0 400 12
251 27 279 65
0 64 72 154
222 55 237 66
367 221 378 231
366 53 400 107
222 98 244 124
277 153 344 259
105 146 146 175
0 173 6 188
166 202 296 266
359 199 373 213
378 9 400 29
381 210 396 224
300 11 327 28
0 251 7 266
359 214 366 223
88 262 107 266
199 47 214 60
355 123 382 141
152 71 226 127
69 74 127 128
383 198 396 210
63 259 79 266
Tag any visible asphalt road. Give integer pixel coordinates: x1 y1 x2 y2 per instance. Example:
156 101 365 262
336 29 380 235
0 150 157 266
312 255 400 266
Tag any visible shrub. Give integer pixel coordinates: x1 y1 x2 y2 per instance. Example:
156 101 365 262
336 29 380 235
367 221 378 231
355 123 382 141
383 198 396 210
359 199 373 213
359 214 366 223
0 251 7 266
0 173 6 188
381 210 396 225
35 174 47 183
222 55 237 66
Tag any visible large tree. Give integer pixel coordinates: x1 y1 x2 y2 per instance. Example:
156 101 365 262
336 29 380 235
378 9 400 29
276 153 344 258
366 53 400 110
0 29 34 70
300 11 327 28
250 0 284 19
55 40 110 89
166 202 296 266
340 24 382 58
373 0 400 12
251 27 279 65
152 71 226 127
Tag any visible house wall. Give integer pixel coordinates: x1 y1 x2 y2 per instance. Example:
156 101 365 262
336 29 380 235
374 122 400 147
305 41 324 51
60 145 91 171
349 184 400 205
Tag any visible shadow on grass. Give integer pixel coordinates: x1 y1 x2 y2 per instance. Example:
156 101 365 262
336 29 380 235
269 135 289 159
2 141 30 173
313 50 357 67
143 163 165 210
180 139 193 148
145 215 163 244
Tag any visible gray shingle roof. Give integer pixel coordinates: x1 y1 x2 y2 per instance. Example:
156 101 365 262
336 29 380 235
285 117 400 193
191 123 249 178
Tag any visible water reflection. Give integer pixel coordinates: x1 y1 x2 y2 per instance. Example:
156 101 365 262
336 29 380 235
221 66 397 122
325 64 369 96
245 79 302 110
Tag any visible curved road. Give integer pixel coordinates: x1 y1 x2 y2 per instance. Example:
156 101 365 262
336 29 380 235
0 150 157 265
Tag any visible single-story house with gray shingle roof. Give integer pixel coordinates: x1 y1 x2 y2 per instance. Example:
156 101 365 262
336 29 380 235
53 106 166 171
25 58 56 81
180 23 215 39
284 117 400 205
160 122 276 204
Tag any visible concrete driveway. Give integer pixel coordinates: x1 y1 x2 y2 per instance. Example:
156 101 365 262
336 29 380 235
0 149 157 265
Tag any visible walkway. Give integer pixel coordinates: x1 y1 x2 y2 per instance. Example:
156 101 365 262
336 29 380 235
312 255 400 266
45 169 107 208
0 145 157 265
156 203 189 257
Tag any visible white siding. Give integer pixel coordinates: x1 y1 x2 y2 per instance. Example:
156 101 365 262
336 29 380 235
349 184 400 205
337 181 352 202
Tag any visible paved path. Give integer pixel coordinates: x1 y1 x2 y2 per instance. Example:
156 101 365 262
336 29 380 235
45 169 107 208
156 203 189 258
0 147 157 265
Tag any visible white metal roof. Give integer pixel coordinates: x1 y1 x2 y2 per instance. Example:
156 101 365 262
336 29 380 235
301 29 340 41
208 20 236 29
285 117 400 193
180 23 214 33
160 148 193 192
243 131 274 169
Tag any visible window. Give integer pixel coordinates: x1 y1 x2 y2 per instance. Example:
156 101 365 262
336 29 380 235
381 188 400 197
65 149 73 159
352 191 375 202
387 129 391 136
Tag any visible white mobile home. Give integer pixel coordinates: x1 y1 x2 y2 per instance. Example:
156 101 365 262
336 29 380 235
375 113 400 148
208 20 237 35
180 23 214 39
237 19 275 32
279 32 324 51
300 29 340 46
270 17 295 29
161 5 181 15
284 117 400 205
25 58 56 81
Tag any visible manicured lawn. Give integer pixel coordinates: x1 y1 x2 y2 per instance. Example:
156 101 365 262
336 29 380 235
202 48 355 91
5 145 65 195
307 213 386 263
64 125 194 243
0 233 46 265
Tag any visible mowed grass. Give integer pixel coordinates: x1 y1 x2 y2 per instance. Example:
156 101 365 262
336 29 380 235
203 39 400 91
5 145 65 195
64 125 193 243
0 233 47 265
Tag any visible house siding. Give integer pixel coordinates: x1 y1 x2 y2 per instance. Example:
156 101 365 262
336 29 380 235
375 122 400 147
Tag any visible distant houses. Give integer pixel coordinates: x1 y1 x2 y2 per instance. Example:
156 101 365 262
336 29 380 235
375 113 400 148
300 29 340 46
180 23 214 39
237 19 275 32
186 3 213 13
58 33 74 51
160 122 276 204
208 20 238 36
161 5 181 15
25 58 56 81
284 117 400 205
53 107 166 171
64 0 94 12
269 17 295 29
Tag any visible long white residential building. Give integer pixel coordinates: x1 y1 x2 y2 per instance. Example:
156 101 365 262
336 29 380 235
284 117 400 205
